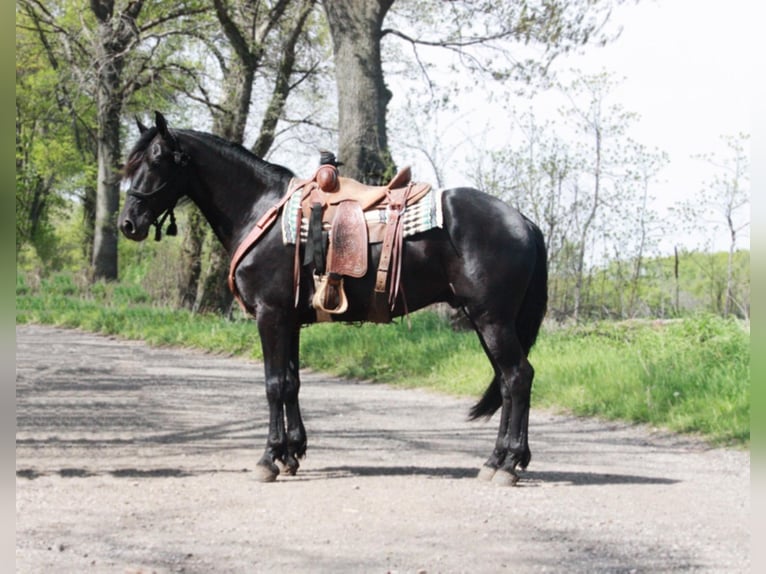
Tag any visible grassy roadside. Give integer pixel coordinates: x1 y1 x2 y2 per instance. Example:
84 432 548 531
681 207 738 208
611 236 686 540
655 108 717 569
16 275 749 446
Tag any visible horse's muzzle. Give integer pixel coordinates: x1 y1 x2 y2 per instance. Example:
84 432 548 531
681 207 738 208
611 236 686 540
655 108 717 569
119 217 148 241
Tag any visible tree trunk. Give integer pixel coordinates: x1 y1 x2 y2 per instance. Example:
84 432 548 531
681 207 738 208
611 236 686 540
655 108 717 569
82 184 96 267
628 178 650 317
573 126 602 323
92 100 122 280
725 220 735 318
178 208 206 309
193 61 254 314
91 8 127 281
252 0 315 158
194 244 233 316
674 246 680 315
212 62 255 143
323 0 395 184
190 23 256 314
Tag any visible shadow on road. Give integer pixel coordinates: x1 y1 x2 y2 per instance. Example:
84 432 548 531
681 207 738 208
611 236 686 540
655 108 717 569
17 464 679 487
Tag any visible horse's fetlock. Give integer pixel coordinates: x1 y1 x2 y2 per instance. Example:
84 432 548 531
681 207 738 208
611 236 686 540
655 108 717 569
287 428 305 447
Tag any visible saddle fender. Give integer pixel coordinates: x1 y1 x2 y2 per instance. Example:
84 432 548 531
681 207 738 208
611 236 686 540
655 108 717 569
312 200 367 315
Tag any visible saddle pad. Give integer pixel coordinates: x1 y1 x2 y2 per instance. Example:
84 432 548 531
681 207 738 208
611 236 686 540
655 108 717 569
282 186 445 245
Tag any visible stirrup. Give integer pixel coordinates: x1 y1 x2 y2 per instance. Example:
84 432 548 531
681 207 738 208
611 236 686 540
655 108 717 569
312 273 348 314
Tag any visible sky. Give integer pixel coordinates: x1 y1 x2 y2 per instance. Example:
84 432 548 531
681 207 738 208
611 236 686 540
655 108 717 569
568 1 751 192
386 0 754 253
564 0 753 251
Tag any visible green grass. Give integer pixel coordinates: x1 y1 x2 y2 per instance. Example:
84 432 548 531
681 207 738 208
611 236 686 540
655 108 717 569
16 273 749 446
531 317 750 445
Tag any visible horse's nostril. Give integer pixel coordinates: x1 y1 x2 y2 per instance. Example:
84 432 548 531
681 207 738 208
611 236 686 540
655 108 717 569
122 219 135 235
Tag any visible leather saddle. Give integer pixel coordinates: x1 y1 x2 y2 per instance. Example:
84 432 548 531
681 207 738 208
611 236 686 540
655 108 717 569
300 164 431 320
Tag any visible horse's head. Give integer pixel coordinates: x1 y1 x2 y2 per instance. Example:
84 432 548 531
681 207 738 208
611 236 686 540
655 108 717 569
119 111 190 241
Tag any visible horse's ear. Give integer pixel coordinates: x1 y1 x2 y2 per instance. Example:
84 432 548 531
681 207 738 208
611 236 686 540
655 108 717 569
154 111 169 138
135 116 148 134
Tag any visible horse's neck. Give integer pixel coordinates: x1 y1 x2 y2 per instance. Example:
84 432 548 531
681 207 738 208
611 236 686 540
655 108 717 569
184 136 283 253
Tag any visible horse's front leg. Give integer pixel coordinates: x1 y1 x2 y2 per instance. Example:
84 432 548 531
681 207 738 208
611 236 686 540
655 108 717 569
281 326 306 476
254 307 303 482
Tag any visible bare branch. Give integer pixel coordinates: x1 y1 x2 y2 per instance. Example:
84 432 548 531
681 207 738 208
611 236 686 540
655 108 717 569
252 0 316 157
213 0 255 66
140 5 210 34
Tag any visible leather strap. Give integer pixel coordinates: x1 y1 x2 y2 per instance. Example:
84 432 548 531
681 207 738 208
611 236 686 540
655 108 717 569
374 210 399 293
374 184 414 309
228 178 308 312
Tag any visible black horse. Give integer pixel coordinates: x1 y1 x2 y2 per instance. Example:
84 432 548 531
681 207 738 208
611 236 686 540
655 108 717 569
119 112 548 486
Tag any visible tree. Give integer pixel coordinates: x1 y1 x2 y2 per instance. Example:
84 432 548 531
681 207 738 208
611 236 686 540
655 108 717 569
558 71 638 320
178 0 320 314
688 133 750 317
324 0 622 183
469 109 579 319
18 0 208 280
612 142 667 317
323 0 395 184
466 71 671 321
89 0 146 280
16 2 98 267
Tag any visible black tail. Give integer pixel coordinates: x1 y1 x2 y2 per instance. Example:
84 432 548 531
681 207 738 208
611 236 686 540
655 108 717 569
469 220 548 420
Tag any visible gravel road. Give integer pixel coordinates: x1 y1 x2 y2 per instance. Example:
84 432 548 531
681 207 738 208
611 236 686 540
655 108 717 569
16 324 749 573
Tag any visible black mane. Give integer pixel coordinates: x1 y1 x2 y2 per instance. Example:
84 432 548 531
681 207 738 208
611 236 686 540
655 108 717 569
123 126 294 186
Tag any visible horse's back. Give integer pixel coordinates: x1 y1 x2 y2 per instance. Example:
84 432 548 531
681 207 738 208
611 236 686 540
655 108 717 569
441 187 539 250
313 187 545 322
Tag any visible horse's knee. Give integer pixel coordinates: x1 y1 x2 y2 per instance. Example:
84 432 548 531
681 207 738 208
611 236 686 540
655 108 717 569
284 376 300 403
264 377 283 403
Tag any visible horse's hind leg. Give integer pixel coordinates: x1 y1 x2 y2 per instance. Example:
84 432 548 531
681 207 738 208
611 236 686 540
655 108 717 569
471 313 534 485
493 355 534 486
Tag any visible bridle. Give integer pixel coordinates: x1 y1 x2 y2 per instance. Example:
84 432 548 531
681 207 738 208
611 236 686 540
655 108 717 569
126 150 189 241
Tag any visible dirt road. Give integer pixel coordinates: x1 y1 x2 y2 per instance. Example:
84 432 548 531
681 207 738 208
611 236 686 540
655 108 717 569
16 324 749 573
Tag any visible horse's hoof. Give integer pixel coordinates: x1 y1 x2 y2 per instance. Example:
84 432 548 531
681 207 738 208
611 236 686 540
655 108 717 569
477 465 497 482
492 469 519 487
253 463 279 483
282 460 299 476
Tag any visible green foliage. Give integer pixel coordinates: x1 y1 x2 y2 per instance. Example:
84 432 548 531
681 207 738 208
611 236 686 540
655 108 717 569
533 316 749 445
580 249 751 319
16 0 213 278
15 4 97 267
16 274 749 446
300 312 490 396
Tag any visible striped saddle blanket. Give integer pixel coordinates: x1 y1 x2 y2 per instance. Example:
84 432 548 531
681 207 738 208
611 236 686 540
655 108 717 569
281 186 445 245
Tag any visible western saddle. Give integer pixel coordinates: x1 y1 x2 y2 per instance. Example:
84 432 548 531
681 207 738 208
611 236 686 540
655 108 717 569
227 158 431 322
